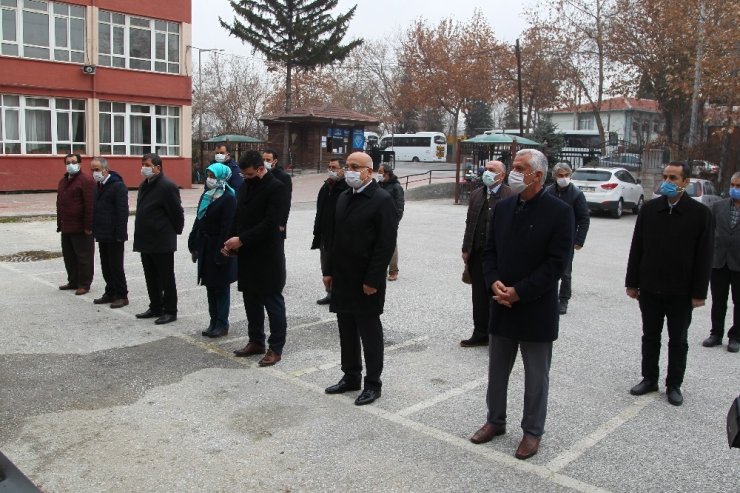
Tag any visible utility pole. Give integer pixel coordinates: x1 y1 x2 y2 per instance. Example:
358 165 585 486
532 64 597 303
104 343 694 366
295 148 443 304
515 39 524 137
191 46 223 181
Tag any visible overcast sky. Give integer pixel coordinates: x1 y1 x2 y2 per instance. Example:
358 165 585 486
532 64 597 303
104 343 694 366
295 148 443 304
191 0 533 64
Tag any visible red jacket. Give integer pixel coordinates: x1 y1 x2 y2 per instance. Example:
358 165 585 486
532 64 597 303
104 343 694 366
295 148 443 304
56 172 95 234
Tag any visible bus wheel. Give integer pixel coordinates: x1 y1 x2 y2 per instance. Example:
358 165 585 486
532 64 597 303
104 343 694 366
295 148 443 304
412 157 420 162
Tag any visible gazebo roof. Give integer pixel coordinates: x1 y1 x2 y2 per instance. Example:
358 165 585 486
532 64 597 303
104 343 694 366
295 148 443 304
204 134 263 143
261 104 380 126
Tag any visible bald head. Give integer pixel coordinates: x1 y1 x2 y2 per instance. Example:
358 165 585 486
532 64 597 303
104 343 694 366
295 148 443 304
486 160 505 174
345 152 374 189
347 152 373 169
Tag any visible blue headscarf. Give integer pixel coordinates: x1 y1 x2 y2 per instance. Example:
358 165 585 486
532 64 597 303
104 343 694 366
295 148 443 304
197 163 235 219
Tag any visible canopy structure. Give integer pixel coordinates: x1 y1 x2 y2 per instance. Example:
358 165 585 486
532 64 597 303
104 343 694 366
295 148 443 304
463 133 542 146
204 134 263 143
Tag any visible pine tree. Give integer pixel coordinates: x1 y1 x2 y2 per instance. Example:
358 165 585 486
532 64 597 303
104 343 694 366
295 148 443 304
220 1 363 114
464 100 493 137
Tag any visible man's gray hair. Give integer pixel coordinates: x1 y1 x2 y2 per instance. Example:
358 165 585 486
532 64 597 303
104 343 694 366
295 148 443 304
552 162 572 175
516 149 548 184
91 157 109 170
732 171 740 181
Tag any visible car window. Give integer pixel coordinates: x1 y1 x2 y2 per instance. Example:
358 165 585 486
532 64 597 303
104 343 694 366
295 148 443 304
704 182 715 195
685 182 699 197
572 170 612 181
616 171 635 183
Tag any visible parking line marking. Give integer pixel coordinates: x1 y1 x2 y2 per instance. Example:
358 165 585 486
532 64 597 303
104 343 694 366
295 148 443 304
396 377 487 417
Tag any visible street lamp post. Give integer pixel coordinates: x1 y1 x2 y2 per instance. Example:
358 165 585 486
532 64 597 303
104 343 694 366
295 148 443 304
190 46 223 182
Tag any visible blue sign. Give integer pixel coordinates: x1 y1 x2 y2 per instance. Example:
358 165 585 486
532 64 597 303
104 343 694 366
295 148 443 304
352 130 365 150
330 128 344 138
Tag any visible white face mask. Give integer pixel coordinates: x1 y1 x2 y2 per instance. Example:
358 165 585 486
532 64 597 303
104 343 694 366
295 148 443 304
508 170 530 194
66 163 80 175
205 177 218 189
556 177 571 188
263 161 273 171
344 170 364 189
141 166 154 178
328 170 340 180
481 170 499 187
214 153 227 163
93 171 105 182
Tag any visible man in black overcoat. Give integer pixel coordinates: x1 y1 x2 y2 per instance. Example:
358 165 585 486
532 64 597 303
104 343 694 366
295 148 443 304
263 149 292 238
470 149 574 461
225 150 289 367
626 161 713 406
311 157 348 305
322 152 398 406
133 153 184 325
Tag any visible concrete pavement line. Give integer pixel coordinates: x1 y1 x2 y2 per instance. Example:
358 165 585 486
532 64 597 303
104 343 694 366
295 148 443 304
545 394 655 473
287 335 430 377
220 318 337 346
263 363 611 493
396 377 487 417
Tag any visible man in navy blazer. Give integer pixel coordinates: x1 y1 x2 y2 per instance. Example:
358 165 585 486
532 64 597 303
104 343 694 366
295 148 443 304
703 171 740 353
470 149 574 461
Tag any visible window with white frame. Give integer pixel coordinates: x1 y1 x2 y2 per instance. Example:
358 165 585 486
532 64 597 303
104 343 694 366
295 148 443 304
577 115 594 130
0 94 85 154
98 10 180 74
0 0 85 62
99 102 180 156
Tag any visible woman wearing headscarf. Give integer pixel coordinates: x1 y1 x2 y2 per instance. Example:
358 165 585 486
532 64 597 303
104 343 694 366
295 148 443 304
188 163 238 337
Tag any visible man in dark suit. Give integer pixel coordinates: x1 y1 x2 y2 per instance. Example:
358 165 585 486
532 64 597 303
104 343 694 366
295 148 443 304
226 150 289 367
133 153 185 325
263 149 292 237
323 152 397 406
214 143 244 190
312 157 348 305
470 149 574 461
546 162 590 315
460 160 513 347
626 161 713 405
702 171 740 353
91 157 129 308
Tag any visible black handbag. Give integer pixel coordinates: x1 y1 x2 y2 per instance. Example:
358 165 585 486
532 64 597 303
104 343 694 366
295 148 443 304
728 395 740 448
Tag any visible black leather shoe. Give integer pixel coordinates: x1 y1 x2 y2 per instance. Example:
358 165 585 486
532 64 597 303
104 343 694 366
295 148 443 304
667 386 683 406
630 378 658 396
559 301 568 315
316 294 331 305
325 379 361 394
201 324 215 336
154 314 177 325
728 339 739 353
207 326 229 338
354 388 381 405
135 309 162 319
702 334 722 347
460 336 488 347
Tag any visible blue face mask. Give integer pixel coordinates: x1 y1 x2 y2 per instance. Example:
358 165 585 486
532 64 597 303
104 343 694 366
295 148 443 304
659 181 682 198
730 187 740 200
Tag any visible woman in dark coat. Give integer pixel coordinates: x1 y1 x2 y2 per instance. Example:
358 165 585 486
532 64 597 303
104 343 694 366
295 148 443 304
188 163 237 338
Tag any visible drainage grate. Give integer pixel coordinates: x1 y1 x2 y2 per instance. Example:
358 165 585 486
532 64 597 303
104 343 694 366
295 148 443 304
0 250 63 262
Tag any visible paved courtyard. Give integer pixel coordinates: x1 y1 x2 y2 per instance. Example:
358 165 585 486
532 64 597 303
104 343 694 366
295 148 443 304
0 190 738 492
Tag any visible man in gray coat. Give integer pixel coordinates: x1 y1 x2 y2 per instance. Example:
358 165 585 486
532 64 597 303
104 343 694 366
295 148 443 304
703 171 740 353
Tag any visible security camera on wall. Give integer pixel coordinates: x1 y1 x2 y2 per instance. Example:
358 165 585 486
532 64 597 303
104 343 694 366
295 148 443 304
82 65 96 75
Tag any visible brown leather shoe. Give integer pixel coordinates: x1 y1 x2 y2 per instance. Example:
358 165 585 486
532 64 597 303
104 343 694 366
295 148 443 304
59 283 76 290
515 434 541 460
110 298 129 309
75 288 89 295
470 423 506 444
258 349 281 366
388 271 398 281
233 342 266 357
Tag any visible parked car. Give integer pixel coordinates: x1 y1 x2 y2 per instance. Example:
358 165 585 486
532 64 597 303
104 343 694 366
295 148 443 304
571 167 644 218
690 160 719 176
653 178 722 206
599 153 643 170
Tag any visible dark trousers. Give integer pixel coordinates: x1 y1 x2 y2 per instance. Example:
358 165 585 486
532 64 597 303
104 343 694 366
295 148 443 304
140 252 177 315
638 291 692 388
710 266 740 340
558 248 574 301
469 250 491 339
98 241 127 298
486 335 552 437
61 233 94 289
336 312 384 390
320 243 330 291
206 285 231 330
243 291 287 354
